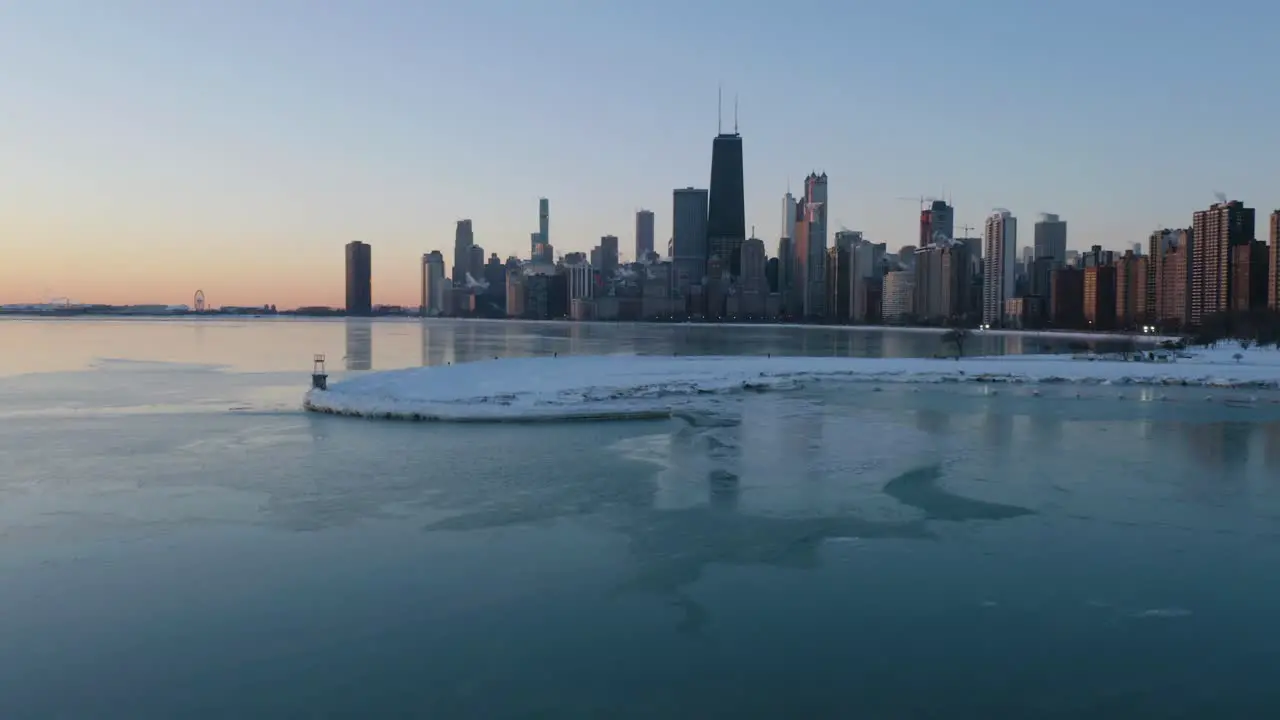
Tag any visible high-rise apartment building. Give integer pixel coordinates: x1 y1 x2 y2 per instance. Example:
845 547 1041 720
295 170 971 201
453 220 475 285
707 130 746 277
1033 214 1067 264
1147 229 1179 321
914 242 972 323
1191 200 1254 326
1231 240 1269 312
1157 232 1193 329
420 251 446 316
1114 251 1147 329
882 270 915 322
1270 211 1280 310
1050 267 1085 328
982 210 1017 326
672 187 709 291
635 209 655 260
345 241 372 316
1084 266 1117 331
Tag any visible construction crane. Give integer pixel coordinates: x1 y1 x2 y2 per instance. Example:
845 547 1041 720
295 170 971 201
895 195 940 211
954 223 978 238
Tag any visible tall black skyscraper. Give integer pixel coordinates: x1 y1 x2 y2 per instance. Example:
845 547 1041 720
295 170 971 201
706 107 746 279
345 241 372 315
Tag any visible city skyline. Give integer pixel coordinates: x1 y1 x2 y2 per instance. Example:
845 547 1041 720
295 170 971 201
4 1 1279 308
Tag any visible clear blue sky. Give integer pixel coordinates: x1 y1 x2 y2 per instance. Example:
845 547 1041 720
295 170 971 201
2 0 1277 307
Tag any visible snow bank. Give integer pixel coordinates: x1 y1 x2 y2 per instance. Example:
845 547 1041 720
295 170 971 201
303 346 1280 422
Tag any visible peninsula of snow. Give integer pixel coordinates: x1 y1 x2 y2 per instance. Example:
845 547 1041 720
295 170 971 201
302 347 1280 422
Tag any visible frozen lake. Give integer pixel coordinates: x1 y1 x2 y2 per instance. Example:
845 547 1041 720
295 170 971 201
2 317 1280 717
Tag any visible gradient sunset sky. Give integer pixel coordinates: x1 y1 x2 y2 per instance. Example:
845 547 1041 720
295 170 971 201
3 0 1277 309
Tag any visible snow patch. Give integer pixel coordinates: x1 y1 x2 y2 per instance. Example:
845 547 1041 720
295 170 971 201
303 347 1280 422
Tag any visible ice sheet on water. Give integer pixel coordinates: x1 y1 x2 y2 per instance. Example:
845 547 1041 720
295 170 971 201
303 349 1280 422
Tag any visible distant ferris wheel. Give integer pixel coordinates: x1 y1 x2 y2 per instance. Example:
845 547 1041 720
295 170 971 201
194 289 206 312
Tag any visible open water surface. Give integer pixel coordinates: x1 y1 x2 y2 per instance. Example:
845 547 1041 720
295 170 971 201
2 317 1279 718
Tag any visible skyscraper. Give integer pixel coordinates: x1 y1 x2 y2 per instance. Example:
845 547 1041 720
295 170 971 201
1230 240 1269 312
345 241 372 316
1084 266 1117 330
1157 231 1193 328
421 251 446 316
737 236 768 317
469 244 485 284
920 200 954 247
595 235 619 279
1115 251 1148 328
781 191 797 243
778 191 798 305
453 220 475 285
790 202 810 316
537 198 550 258
801 172 829 317
672 187 709 291
635 209 655 260
915 243 971 323
982 210 1017 326
1270 211 1280 310
1191 200 1254 326
706 128 746 278
1146 229 1178 321
1033 214 1067 264
740 237 767 293
882 270 915 322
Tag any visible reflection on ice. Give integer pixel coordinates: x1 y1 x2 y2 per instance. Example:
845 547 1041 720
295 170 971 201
883 465 1034 521
419 396 1051 633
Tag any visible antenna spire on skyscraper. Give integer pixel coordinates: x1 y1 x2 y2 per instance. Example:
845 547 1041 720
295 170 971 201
717 84 722 134
734 94 739 134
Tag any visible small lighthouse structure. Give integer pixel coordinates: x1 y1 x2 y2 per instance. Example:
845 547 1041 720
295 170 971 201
311 354 328 390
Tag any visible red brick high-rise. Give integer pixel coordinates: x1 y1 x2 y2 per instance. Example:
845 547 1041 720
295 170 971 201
1157 233 1192 331
1230 240 1269 312
1084 265 1117 331
1050 267 1085 329
1191 200 1255 326
1270 210 1280 311
1115 251 1148 329
1147 229 1179 321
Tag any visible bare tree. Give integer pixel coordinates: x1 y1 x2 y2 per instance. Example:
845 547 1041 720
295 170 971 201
941 328 971 359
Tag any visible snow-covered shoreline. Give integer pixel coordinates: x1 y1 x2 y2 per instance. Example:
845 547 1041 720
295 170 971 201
302 347 1280 422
